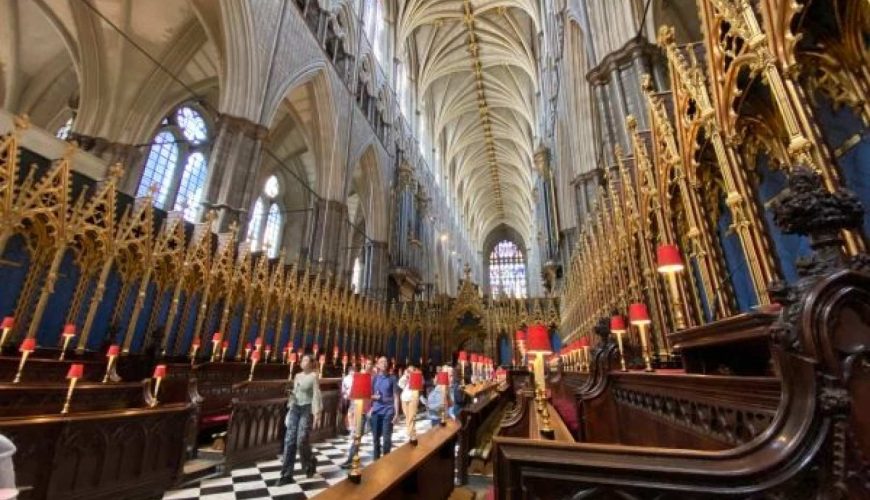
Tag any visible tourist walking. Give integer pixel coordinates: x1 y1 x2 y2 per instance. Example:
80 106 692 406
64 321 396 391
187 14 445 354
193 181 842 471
275 354 322 486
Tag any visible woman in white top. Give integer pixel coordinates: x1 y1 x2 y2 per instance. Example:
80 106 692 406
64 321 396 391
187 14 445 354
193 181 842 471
397 365 417 419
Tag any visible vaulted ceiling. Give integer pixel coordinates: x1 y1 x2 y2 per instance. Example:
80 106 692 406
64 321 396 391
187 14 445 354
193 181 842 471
396 0 540 245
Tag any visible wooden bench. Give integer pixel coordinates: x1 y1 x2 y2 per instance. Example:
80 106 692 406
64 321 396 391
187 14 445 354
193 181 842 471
0 380 149 416
313 420 461 500
456 382 508 484
1 403 193 500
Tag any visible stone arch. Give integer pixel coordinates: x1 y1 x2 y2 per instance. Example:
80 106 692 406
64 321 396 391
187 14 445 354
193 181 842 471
482 224 529 297
263 66 338 198
1 1 81 132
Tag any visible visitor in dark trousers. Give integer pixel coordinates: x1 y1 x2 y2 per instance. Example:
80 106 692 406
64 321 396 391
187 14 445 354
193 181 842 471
275 354 322 486
369 356 400 458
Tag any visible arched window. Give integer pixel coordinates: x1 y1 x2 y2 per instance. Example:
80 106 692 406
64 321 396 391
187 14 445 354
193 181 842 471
136 105 211 222
247 175 283 258
488 240 527 298
56 118 73 141
351 256 363 293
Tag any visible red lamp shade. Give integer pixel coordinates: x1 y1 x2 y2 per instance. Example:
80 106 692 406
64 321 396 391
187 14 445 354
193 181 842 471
458 351 468 362
192 338 201 348
153 364 167 378
409 372 424 391
313 343 319 352
342 354 348 363
350 372 372 400
289 352 298 363
515 330 526 342
19 338 36 353
526 324 552 354
471 353 479 363
1 317 13 329
318 354 326 364
212 332 222 342
610 315 627 333
67 363 84 379
107 345 120 357
245 342 252 351
436 371 449 386
629 303 652 326
251 351 261 362
578 337 590 348
254 337 263 347
284 344 292 352
656 244 684 273
222 340 229 349
62 324 76 336
333 346 340 354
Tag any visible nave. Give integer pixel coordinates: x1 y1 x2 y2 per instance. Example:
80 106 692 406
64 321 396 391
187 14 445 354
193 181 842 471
163 420 435 500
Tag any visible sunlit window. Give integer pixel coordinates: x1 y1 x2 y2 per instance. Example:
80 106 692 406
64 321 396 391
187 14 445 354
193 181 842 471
247 175 283 257
489 240 527 298
351 256 363 293
56 118 73 141
136 105 211 221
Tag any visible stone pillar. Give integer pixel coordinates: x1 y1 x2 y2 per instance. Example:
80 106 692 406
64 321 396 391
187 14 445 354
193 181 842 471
201 114 268 231
66 133 145 195
308 199 348 274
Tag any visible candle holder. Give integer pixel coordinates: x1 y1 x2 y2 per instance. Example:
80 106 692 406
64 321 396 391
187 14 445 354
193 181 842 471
629 303 654 372
210 332 222 362
264 347 272 363
248 351 260 381
318 354 326 378
151 364 166 407
436 371 449 426
244 343 252 362
59 324 76 361
349 399 364 484
657 244 687 332
610 316 628 372
13 338 36 383
0 317 13 349
348 371 372 484
190 338 200 366
407 371 423 445
220 340 229 362
102 344 120 383
61 364 84 414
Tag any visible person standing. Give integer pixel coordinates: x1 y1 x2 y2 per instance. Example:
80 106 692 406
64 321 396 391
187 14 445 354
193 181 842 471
370 356 400 459
426 366 453 425
341 364 356 435
275 354 322 486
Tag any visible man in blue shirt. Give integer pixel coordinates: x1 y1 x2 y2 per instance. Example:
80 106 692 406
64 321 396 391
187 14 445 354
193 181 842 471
370 356 400 458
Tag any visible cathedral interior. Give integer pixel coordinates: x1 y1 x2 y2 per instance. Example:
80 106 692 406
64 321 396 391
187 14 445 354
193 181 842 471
0 0 868 499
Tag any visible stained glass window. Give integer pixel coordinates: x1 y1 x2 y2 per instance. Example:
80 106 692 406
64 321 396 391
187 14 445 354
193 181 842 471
489 240 527 298
247 176 283 257
351 257 363 293
264 203 282 258
174 152 207 221
56 118 73 141
136 131 179 206
247 198 265 252
136 105 211 218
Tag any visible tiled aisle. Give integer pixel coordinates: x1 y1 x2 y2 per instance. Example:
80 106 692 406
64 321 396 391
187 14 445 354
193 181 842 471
164 419 434 500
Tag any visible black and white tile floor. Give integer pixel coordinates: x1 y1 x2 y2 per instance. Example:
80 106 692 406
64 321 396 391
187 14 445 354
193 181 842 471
164 419 434 500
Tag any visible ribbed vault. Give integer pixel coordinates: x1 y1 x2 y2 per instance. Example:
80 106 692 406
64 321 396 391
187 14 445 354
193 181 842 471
396 0 539 244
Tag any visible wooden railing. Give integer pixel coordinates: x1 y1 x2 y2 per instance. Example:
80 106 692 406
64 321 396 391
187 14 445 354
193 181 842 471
313 420 461 500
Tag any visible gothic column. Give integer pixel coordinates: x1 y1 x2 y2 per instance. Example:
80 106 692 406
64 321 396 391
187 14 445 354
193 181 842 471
201 114 268 231
308 199 348 274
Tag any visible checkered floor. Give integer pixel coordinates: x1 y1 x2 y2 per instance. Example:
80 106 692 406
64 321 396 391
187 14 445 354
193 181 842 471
164 419 434 500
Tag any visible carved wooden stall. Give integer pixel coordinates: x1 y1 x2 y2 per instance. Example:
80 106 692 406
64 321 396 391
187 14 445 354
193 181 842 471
493 168 870 498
